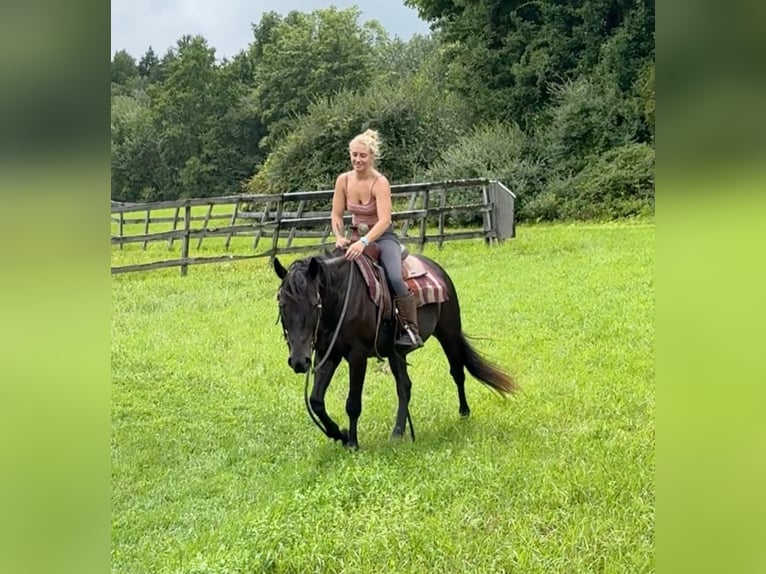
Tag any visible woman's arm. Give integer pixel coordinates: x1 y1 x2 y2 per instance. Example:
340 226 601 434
332 174 350 247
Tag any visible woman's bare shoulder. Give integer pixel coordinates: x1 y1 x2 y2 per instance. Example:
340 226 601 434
335 171 352 186
373 172 391 188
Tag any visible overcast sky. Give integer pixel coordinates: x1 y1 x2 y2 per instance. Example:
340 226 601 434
111 1 431 60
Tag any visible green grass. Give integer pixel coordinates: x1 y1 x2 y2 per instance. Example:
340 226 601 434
112 220 654 573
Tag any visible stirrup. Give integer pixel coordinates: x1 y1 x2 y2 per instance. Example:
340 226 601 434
395 330 423 349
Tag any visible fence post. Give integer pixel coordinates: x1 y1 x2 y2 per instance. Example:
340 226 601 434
142 209 151 250
437 188 446 249
181 204 191 276
119 211 124 250
269 196 284 262
419 188 430 252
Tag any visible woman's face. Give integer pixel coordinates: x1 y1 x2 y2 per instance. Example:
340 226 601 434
349 142 373 172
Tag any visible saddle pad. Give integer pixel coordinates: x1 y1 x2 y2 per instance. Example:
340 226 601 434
355 255 448 309
405 259 449 307
402 255 427 279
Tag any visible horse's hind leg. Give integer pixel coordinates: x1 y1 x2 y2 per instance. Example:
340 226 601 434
434 328 470 417
388 354 412 439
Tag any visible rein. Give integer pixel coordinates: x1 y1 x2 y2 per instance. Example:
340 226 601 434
303 262 355 439
286 256 415 443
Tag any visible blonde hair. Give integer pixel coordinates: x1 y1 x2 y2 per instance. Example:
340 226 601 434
349 129 381 160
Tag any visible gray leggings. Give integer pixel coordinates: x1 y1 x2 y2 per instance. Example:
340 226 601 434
377 237 409 297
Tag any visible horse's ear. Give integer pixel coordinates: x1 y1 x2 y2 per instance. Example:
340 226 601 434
274 257 288 280
308 257 321 280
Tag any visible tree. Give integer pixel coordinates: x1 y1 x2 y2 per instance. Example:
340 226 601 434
149 35 226 197
636 62 654 140
248 7 379 152
137 47 161 82
111 95 165 201
111 50 138 86
109 2 654 221
405 0 654 124
375 33 438 85
246 69 468 194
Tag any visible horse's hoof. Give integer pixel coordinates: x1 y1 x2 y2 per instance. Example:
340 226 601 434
389 430 405 441
337 428 349 445
345 441 359 451
460 409 471 418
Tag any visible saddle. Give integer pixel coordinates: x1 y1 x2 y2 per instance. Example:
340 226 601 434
349 226 448 314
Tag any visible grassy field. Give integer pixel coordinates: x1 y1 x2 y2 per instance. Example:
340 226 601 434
111 220 654 573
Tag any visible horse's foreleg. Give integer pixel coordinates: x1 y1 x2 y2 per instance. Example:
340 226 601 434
345 354 368 450
388 354 413 439
309 359 347 444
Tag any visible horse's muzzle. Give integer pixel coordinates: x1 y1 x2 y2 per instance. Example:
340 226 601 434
288 356 311 374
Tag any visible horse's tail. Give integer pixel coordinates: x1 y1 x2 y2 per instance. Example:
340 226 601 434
459 332 518 396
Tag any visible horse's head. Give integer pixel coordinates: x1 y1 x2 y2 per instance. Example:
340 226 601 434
274 256 323 373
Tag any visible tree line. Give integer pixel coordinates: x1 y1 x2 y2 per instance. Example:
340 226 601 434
111 1 654 222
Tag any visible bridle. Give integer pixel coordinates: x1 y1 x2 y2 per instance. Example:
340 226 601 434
278 257 414 442
278 261 355 439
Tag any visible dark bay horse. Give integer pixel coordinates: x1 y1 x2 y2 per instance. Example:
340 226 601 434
274 249 517 449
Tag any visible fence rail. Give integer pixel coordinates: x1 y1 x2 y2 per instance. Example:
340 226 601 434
111 179 515 275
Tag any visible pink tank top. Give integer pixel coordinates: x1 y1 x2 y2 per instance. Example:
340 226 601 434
345 174 380 226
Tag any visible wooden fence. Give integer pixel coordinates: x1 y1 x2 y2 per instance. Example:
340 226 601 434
111 178 516 275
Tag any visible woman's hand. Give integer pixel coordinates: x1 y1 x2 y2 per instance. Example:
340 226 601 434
335 237 351 249
344 240 365 260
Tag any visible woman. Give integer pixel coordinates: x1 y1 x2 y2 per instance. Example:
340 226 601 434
331 129 423 351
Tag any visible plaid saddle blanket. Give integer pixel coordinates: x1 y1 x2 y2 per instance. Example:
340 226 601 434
354 254 449 311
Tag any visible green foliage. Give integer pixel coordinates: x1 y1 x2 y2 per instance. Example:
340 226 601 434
111 35 263 201
558 142 655 220
247 74 468 194
110 49 138 85
111 95 165 201
406 0 654 125
595 1 655 94
636 62 655 140
249 7 380 152
538 75 644 177
375 34 439 86
109 1 655 222
518 186 562 222
424 122 527 180
137 47 162 83
421 122 544 224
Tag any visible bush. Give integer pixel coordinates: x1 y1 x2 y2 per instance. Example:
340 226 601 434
420 122 545 225
534 75 644 178
519 185 562 222
558 142 655 220
246 76 468 195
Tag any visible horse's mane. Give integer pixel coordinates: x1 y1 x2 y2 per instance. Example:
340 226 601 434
280 249 351 305
279 258 314 304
